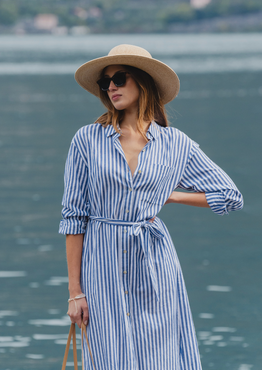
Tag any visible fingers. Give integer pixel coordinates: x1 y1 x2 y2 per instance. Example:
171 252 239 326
82 305 89 326
67 298 89 328
67 302 80 326
75 315 82 329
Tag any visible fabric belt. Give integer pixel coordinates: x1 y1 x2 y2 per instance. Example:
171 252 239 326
88 215 165 302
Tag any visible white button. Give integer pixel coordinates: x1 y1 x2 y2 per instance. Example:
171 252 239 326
123 250 127 253
123 271 127 274
124 229 127 233
142 149 145 152
138 170 142 174
129 188 132 191
125 290 128 294
127 312 130 316
126 210 129 213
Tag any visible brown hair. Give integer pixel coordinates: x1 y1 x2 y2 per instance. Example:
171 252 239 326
95 65 168 141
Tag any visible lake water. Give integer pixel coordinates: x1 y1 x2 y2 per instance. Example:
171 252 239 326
0 34 261 370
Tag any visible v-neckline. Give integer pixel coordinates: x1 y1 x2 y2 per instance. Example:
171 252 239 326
111 122 155 180
116 137 150 180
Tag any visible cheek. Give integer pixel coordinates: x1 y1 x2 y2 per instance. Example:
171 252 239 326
130 86 140 103
126 80 140 100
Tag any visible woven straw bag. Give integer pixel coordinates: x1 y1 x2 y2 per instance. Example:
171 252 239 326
61 322 96 370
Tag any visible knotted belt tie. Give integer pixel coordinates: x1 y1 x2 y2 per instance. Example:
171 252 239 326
88 215 165 302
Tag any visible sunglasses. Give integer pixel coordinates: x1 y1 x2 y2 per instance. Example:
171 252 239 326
97 71 129 91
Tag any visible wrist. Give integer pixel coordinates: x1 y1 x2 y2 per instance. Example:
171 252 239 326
167 191 182 204
68 293 86 302
68 285 82 299
69 291 83 300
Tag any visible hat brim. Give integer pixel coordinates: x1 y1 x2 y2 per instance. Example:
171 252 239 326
75 54 180 104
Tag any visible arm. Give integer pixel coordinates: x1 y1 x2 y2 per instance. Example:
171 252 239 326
168 141 243 214
59 141 90 235
66 234 89 328
165 191 209 207
66 234 84 296
59 138 90 327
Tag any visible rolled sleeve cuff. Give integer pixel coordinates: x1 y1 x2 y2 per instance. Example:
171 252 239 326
205 192 229 215
58 219 87 235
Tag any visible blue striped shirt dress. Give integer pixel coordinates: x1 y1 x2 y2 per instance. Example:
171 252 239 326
59 121 243 370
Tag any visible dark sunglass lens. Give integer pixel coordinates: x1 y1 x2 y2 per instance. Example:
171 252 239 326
97 72 127 91
97 77 111 91
112 72 126 87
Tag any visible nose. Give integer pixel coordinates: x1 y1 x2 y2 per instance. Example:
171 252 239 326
108 80 117 91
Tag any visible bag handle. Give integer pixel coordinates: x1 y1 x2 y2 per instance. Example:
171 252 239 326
81 321 96 370
61 323 78 370
61 322 96 370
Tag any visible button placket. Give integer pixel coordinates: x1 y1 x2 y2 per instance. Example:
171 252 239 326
122 175 133 316
124 171 133 219
122 146 150 318
122 224 130 317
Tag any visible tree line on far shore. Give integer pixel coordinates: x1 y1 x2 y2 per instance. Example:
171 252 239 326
0 0 262 33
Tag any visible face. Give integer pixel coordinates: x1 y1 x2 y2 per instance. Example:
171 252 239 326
103 65 140 112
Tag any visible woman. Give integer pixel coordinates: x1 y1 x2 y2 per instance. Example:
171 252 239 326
59 44 243 370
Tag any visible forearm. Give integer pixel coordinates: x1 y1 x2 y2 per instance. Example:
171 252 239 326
66 234 84 298
165 191 210 208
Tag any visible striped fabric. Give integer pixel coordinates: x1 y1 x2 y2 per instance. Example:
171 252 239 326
59 121 243 370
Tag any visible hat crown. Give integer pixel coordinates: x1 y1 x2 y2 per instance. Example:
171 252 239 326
108 44 152 59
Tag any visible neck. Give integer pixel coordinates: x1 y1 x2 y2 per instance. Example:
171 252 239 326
120 109 149 133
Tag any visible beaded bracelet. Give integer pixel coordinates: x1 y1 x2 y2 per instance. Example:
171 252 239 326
68 293 86 314
68 293 86 303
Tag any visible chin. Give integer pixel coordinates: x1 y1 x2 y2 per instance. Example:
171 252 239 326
112 102 128 110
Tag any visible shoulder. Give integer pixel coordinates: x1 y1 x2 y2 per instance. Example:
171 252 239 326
155 123 199 149
68 123 102 165
71 123 108 151
154 123 201 168
72 123 102 145
161 124 191 141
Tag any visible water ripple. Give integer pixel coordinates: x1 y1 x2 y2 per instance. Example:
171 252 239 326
1 56 262 75
0 271 27 278
207 285 232 292
0 311 18 319
29 316 70 326
0 336 30 348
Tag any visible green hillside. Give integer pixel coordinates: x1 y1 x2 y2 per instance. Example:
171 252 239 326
0 0 262 33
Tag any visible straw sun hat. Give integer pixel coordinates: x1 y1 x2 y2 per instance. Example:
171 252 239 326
75 44 180 104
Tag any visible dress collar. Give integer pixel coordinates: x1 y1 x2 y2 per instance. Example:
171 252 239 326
105 124 118 138
146 121 161 140
104 121 161 140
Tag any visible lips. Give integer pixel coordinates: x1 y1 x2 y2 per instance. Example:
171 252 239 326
112 94 121 101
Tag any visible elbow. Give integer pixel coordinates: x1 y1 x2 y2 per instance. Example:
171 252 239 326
225 190 244 213
235 193 244 210
206 190 244 215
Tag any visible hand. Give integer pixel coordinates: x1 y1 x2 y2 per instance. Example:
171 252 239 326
67 297 89 329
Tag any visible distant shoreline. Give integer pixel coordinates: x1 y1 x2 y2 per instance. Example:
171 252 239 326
1 11 262 35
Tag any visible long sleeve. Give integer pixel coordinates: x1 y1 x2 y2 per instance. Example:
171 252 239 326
176 141 243 215
59 140 90 234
